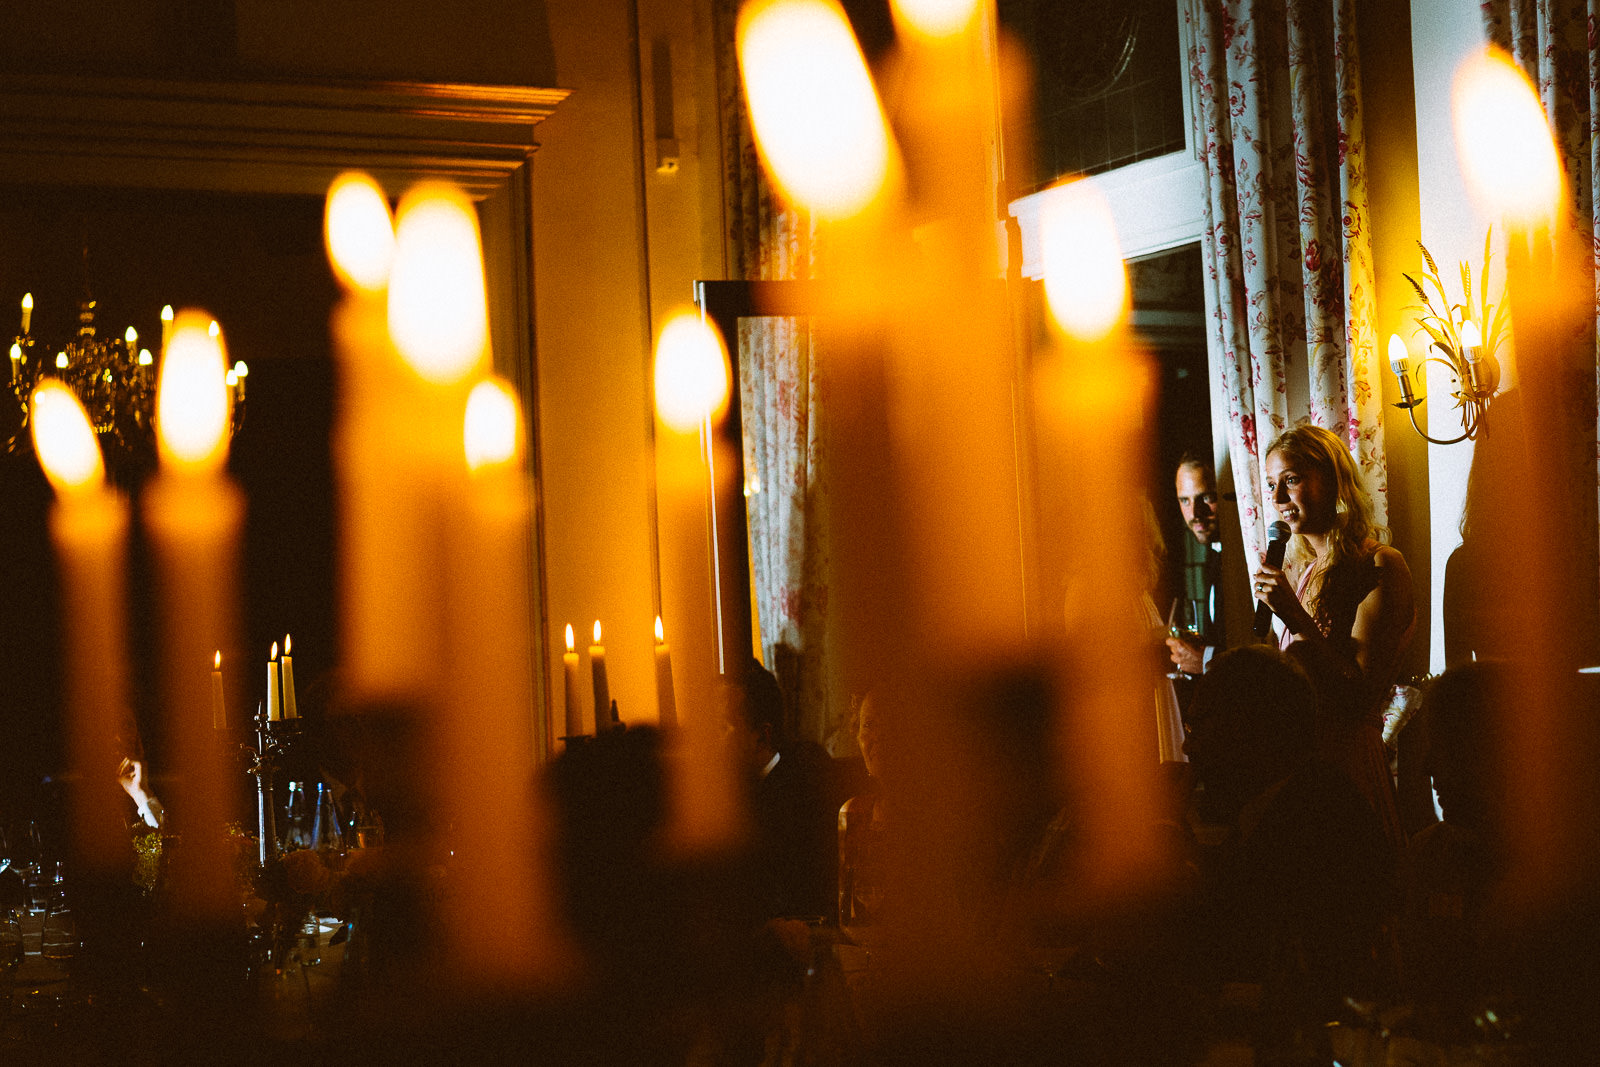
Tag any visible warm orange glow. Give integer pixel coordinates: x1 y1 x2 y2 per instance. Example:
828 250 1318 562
737 0 896 218
1453 49 1561 227
30 380 104 496
285 633 293 655
270 641 279 662
388 182 489 385
464 377 521 472
592 620 603 645
1459 319 1483 350
155 310 231 473
1041 179 1128 342
565 623 576 654
654 310 730 432
325 172 396 292
214 650 222 669
890 0 980 39
655 615 666 644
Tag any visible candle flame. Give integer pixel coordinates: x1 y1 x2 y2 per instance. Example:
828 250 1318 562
155 310 231 473
138 349 153 366
388 182 489 385
654 615 665 643
55 352 67 369
1459 319 1483 349
1387 333 1410 372
208 320 220 339
21 293 32 311
464 377 521 472
737 0 897 218
565 623 575 653
654 309 730 432
325 172 396 292
125 326 137 346
593 620 603 644
285 634 292 655
1453 49 1561 227
30 380 105 495
1041 178 1128 342
271 641 279 662
9 344 19 361
890 0 980 39
215 650 222 669
160 305 173 324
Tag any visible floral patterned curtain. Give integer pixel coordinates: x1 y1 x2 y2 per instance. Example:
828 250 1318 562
713 0 838 750
1481 0 1600 605
1183 0 1388 565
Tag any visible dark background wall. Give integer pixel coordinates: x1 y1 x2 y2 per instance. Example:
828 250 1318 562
0 186 338 798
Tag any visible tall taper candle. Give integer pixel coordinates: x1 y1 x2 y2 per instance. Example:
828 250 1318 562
267 642 281 722
589 620 610 735
281 634 299 720
654 616 677 728
211 651 226 730
144 308 243 923
563 623 581 743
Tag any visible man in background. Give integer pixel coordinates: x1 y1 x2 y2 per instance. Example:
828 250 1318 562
1167 452 1227 678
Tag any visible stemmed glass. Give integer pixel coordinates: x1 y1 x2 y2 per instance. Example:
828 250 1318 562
1165 598 1206 680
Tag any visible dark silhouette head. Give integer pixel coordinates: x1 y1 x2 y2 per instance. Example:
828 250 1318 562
1183 645 1318 817
1424 661 1511 833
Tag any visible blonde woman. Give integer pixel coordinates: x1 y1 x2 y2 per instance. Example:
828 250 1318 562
1251 424 1415 850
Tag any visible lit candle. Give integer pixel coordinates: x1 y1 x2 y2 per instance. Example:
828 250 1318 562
212 651 226 730
281 634 298 720
441 375 567 983
1037 178 1163 888
31 380 130 876
589 620 610 734
654 615 677 728
563 623 581 742
142 308 243 921
1457 319 1486 394
267 642 281 722
124 325 138 352
20 292 32 335
159 304 173 349
9 343 19 384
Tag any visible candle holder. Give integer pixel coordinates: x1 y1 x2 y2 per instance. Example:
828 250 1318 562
233 706 303 866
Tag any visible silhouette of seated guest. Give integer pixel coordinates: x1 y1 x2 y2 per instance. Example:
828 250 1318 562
1182 646 1396 1029
1402 662 1514 1017
724 658 834 921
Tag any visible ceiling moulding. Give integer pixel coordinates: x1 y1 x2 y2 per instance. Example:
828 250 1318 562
0 73 570 197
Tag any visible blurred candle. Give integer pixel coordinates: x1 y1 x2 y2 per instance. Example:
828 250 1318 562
32 380 130 875
281 634 298 720
159 304 173 348
9 343 19 383
1453 47 1586 906
563 624 581 743
211 651 226 730
442 375 567 985
267 642 281 722
20 292 32 335
1037 179 1162 894
589 620 610 734
143 308 243 921
654 616 677 728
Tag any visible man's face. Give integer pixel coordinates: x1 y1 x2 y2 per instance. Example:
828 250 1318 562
1175 464 1219 545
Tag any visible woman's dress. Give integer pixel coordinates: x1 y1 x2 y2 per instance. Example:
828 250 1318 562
1280 544 1413 852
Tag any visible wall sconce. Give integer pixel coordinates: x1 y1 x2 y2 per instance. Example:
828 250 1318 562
1389 324 1499 444
1393 236 1504 444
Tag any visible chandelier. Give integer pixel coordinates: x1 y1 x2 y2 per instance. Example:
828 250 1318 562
5 287 248 466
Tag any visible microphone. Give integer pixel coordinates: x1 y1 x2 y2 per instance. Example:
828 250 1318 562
1253 520 1292 639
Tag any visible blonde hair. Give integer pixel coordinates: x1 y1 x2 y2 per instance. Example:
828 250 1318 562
1264 424 1385 620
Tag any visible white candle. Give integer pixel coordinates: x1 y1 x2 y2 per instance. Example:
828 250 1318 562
212 650 226 730
589 620 610 734
563 623 581 741
654 615 677 728
20 292 32 335
267 641 281 722
32 380 131 874
281 633 298 720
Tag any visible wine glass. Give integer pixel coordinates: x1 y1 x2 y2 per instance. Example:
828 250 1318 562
1165 598 1206 680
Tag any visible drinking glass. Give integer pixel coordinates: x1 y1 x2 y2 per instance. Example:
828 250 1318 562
1165 598 1206 680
